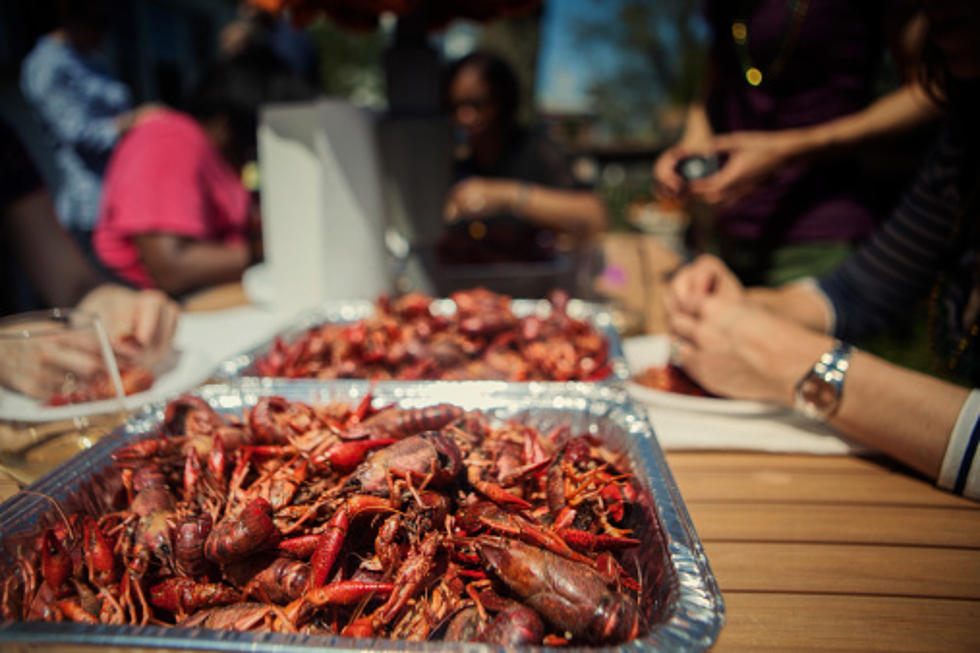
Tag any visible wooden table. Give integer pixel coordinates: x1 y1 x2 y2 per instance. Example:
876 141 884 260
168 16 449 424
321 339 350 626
665 451 980 651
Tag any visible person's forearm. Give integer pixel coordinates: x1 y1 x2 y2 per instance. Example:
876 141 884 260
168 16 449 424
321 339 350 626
39 99 121 154
747 282 832 333
680 102 713 148
832 352 967 480
138 237 249 297
755 324 967 482
513 184 607 239
780 83 942 162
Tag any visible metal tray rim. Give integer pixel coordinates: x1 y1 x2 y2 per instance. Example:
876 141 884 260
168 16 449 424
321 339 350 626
0 379 724 652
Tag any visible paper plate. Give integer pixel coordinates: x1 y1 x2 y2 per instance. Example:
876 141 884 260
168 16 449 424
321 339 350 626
0 346 217 423
623 334 787 416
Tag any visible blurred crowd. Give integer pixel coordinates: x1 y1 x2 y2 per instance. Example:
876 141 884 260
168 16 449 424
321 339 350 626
1 0 979 498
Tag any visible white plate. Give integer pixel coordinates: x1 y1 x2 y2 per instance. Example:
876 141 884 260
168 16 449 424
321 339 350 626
622 334 787 416
0 345 217 423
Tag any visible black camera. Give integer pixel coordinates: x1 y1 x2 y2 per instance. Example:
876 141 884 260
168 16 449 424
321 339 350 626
675 154 721 181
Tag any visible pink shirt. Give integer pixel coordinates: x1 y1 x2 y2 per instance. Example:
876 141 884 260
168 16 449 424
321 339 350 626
94 111 249 289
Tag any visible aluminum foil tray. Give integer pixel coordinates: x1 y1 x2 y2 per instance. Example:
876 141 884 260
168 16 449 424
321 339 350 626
214 298 630 382
0 380 723 651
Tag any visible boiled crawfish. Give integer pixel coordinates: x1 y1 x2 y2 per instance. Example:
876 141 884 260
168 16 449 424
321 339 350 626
0 395 652 646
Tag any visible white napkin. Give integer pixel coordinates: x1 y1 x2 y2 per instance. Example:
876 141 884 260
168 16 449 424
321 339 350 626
644 405 866 454
176 305 292 365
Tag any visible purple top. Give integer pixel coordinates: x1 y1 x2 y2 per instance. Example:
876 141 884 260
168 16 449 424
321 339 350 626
705 0 887 244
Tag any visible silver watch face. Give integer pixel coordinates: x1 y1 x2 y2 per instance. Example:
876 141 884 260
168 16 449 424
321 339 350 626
796 372 840 418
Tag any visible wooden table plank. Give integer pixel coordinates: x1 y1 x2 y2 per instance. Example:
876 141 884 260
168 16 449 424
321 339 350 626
704 542 980 599
686 502 980 548
668 466 973 507
714 593 980 652
665 452 891 474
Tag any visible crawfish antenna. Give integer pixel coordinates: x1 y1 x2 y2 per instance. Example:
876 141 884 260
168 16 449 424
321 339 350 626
20 490 75 540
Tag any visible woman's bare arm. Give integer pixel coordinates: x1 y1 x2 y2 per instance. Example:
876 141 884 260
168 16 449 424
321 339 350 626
136 233 249 297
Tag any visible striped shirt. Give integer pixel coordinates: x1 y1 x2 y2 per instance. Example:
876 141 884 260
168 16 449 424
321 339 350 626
818 123 979 499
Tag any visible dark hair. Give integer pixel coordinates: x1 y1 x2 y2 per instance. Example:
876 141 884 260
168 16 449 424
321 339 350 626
445 51 520 124
186 46 314 163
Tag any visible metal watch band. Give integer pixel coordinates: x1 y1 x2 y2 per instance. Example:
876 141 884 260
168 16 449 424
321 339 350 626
794 340 853 420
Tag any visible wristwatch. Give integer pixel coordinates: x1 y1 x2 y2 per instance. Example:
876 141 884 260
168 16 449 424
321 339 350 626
794 340 853 420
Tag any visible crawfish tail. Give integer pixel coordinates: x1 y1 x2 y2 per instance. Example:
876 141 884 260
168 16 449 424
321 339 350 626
150 577 241 614
477 537 640 644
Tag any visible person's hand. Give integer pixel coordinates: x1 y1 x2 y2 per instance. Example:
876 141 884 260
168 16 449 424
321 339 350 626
664 254 745 319
0 328 108 399
687 130 799 210
77 285 180 368
444 177 519 222
652 142 694 199
667 293 828 404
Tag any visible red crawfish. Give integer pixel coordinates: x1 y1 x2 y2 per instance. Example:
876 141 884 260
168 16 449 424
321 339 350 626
479 593 545 646
163 395 224 437
248 396 297 444
175 513 212 578
341 404 464 441
149 577 241 614
178 602 278 631
308 495 394 589
212 555 313 604
341 531 443 637
204 498 280 565
350 431 463 496
313 438 397 473
476 536 641 644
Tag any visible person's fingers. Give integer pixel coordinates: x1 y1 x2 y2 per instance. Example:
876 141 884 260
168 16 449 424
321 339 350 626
663 281 681 321
133 291 170 350
672 266 716 317
111 338 141 366
38 344 105 379
670 336 697 369
654 164 685 197
688 173 739 209
11 365 71 399
159 300 179 352
689 162 736 195
666 310 700 344
653 145 690 189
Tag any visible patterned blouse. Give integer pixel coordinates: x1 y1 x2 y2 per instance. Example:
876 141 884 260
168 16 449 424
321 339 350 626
20 35 132 232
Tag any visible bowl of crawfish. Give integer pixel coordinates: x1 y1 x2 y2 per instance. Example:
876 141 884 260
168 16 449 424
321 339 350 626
0 380 723 651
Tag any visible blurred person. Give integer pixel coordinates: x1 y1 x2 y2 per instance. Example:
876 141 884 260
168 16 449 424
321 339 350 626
20 0 160 259
93 47 313 298
440 51 606 270
220 1 320 88
0 119 178 399
653 0 942 286
662 0 980 500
